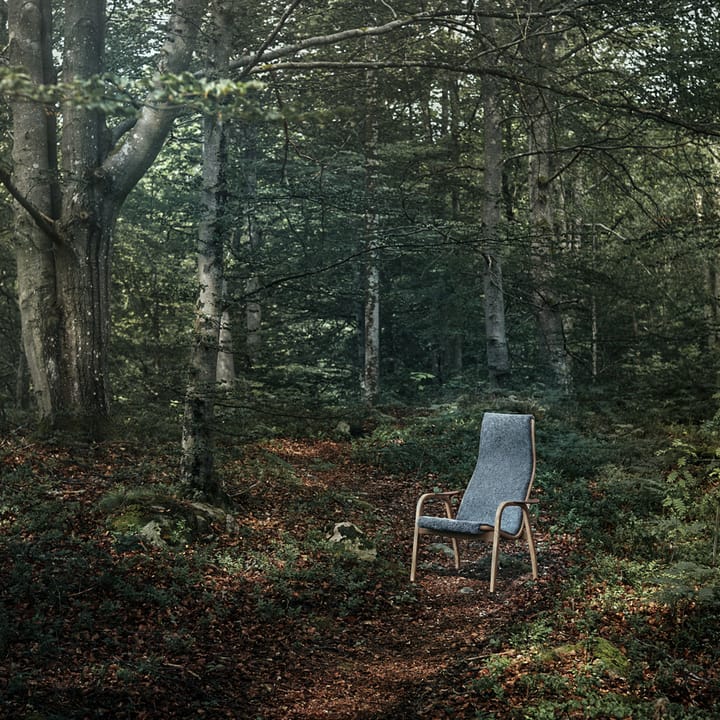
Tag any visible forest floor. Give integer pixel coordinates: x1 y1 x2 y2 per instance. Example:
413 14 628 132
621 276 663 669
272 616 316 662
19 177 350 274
0 433 718 719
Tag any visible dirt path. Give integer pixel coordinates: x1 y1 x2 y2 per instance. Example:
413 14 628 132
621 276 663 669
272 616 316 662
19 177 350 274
0 436 558 720
242 439 552 719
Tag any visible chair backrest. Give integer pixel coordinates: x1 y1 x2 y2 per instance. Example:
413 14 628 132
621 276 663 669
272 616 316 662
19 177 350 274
455 412 536 536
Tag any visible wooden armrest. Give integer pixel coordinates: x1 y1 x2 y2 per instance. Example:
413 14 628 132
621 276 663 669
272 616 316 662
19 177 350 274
494 499 538 531
414 490 462 521
497 499 537 508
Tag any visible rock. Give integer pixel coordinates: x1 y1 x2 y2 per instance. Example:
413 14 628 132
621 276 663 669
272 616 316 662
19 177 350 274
335 421 352 438
138 520 166 548
429 542 457 558
104 493 238 549
327 521 377 561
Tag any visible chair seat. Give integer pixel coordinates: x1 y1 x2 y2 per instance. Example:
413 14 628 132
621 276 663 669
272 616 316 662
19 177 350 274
417 516 492 535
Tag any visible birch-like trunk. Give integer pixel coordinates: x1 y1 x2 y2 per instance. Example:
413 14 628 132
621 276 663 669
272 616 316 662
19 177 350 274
180 0 231 498
180 110 226 496
362 66 381 406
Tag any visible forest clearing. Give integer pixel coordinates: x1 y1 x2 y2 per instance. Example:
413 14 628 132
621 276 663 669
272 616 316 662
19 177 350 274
2 2 720 717
1 401 719 719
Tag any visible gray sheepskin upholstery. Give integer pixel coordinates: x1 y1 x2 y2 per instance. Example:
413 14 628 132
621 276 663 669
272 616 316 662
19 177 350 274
417 413 534 536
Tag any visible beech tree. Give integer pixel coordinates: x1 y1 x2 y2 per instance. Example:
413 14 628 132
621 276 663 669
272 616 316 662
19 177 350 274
6 0 207 434
4 0 443 436
478 13 511 388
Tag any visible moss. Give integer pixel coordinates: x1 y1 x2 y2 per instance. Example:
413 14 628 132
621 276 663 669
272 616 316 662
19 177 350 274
108 505 148 534
101 490 236 549
538 638 629 679
591 637 630 678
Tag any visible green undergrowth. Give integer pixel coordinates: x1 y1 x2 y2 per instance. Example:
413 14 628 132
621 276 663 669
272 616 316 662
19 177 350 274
2 398 720 717
356 399 720 717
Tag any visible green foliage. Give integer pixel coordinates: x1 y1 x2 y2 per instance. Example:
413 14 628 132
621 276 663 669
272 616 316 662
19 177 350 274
0 65 267 119
352 399 545 477
641 431 720 606
241 531 408 620
352 405 480 477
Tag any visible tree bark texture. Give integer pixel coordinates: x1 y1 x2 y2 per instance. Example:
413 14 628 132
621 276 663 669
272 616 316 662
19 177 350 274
480 17 511 388
524 5 573 394
240 125 263 368
362 65 381 407
9 0 61 420
180 0 232 498
217 281 236 389
7 0 208 433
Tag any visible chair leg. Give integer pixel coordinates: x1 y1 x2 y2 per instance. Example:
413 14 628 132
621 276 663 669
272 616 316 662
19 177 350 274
410 524 420 581
524 518 538 581
489 527 502 593
451 537 460 571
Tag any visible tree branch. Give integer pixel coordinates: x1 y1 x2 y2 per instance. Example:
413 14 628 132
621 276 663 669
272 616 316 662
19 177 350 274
102 0 209 203
237 0 304 79
0 165 60 242
229 11 439 72
248 59 720 138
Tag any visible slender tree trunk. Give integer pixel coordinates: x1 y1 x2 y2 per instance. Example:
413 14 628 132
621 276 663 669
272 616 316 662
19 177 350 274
525 5 572 394
696 186 720 349
180 0 231 499
180 110 227 496
480 17 511 388
240 125 263 368
245 276 262 366
362 65 381 406
362 205 381 405
445 73 463 374
216 283 236 389
591 228 599 380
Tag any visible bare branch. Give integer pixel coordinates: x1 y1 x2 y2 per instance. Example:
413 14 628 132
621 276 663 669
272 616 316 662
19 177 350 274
229 11 439 72
249 59 720 139
238 0 304 79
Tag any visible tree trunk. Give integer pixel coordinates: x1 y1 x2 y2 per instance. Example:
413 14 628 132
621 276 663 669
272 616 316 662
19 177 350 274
240 125 263 369
10 0 62 421
361 65 381 406
180 0 231 499
480 17 511 388
525 6 573 394
696 185 720 349
217 293 236 389
54 0 112 429
362 217 381 406
7 0 207 435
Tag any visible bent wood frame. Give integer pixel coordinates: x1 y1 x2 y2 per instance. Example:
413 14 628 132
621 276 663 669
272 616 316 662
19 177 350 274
409 419 539 593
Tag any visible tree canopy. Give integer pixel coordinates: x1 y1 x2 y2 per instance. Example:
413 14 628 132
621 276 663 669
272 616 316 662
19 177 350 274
0 0 717 429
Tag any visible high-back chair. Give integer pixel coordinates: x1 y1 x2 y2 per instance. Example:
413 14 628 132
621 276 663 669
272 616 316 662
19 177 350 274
410 412 538 592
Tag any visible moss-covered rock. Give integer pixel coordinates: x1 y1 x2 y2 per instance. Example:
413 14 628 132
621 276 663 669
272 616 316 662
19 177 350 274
100 488 238 549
